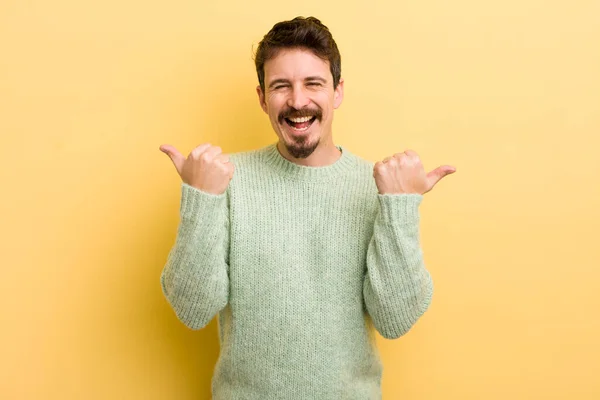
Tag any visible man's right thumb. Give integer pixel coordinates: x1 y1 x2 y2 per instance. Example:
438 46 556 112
159 144 185 175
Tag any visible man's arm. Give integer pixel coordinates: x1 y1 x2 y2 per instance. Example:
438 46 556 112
362 193 433 339
364 149 454 339
158 143 234 330
160 183 230 330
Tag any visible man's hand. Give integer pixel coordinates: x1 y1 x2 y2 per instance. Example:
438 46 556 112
159 143 235 195
374 150 455 195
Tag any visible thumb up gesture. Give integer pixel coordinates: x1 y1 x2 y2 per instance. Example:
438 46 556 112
374 150 455 195
159 143 235 195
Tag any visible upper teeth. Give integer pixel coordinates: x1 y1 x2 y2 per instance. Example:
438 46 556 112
289 116 313 123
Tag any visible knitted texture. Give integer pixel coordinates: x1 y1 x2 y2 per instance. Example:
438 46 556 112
160 143 433 399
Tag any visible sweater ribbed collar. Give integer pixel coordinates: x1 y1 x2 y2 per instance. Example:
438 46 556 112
263 142 356 182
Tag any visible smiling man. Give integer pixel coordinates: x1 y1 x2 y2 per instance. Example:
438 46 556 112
159 16 455 400
257 44 343 163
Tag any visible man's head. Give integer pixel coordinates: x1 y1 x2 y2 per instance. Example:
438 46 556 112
254 17 344 159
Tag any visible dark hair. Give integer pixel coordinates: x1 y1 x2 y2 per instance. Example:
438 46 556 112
254 16 342 92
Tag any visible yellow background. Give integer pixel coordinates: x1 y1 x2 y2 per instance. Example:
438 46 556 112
1 0 599 399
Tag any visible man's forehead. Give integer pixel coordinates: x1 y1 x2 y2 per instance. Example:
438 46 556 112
264 49 331 83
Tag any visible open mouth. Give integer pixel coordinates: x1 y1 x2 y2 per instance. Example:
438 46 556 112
284 116 317 133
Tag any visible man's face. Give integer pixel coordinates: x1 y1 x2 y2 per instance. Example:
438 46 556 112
257 48 344 159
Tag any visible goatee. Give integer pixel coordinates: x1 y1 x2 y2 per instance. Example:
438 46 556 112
285 137 320 159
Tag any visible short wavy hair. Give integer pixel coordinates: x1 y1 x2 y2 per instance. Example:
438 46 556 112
254 16 342 92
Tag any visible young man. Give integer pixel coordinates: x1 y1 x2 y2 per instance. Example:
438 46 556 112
159 16 455 400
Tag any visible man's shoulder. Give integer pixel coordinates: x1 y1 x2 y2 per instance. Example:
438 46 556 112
226 144 272 173
342 146 375 176
228 145 269 162
226 145 274 187
347 149 374 167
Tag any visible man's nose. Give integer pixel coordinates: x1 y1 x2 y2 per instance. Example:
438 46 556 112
287 86 311 110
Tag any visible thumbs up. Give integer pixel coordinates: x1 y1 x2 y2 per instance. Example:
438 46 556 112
159 143 235 195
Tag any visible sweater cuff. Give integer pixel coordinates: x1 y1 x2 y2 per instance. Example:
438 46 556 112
180 183 227 220
377 193 423 225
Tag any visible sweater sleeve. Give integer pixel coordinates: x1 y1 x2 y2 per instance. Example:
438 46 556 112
160 182 230 330
362 193 434 339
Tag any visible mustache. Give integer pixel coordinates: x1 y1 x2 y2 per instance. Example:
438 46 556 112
278 107 322 123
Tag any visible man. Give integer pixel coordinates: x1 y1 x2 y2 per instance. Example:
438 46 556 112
159 16 455 400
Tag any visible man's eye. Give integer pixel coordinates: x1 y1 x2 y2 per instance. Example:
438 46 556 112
307 82 321 86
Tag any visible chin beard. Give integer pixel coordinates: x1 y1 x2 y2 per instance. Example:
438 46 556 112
285 137 320 159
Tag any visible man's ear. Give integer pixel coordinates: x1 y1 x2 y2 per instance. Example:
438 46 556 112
256 85 268 114
333 78 344 109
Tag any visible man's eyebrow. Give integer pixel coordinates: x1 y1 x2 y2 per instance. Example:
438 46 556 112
268 79 290 89
305 76 327 83
268 76 328 89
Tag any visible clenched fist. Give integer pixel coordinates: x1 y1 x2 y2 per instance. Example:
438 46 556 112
374 150 456 195
159 143 235 195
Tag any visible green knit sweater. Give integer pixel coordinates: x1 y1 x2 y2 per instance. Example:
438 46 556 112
160 142 433 399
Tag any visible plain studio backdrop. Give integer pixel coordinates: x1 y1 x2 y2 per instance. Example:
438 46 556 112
1 1 599 399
